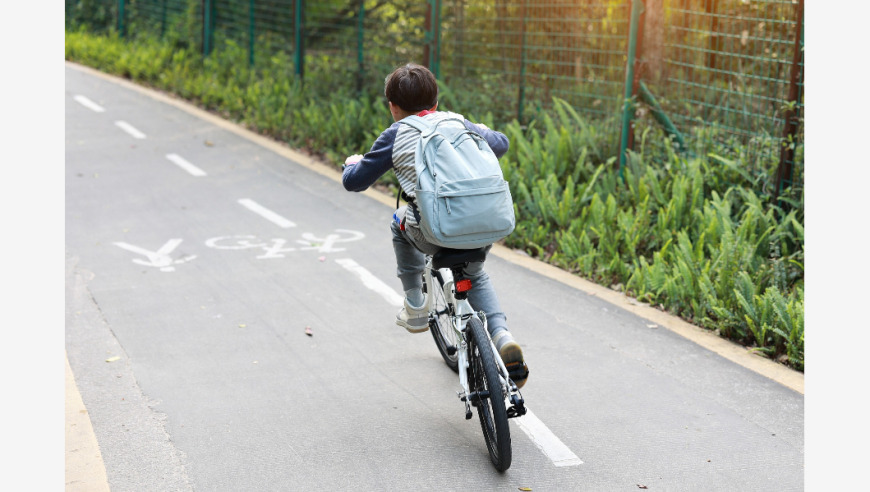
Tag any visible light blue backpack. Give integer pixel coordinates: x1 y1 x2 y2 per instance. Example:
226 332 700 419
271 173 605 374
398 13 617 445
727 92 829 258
400 113 515 249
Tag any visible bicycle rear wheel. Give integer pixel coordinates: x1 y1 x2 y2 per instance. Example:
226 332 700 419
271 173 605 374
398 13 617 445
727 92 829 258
428 270 459 372
467 317 511 471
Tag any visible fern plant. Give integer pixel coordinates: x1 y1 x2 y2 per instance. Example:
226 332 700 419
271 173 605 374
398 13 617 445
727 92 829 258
66 30 805 370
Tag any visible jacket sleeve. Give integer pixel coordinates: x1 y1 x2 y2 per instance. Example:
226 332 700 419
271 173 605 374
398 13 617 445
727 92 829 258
464 120 510 159
342 124 399 192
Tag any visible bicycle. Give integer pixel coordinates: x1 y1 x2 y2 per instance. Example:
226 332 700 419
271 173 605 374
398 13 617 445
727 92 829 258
420 247 528 472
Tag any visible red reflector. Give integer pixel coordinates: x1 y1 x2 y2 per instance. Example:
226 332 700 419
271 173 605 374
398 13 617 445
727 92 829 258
456 279 473 292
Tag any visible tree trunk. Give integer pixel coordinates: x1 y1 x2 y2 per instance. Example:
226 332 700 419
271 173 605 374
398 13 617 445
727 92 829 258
642 0 665 81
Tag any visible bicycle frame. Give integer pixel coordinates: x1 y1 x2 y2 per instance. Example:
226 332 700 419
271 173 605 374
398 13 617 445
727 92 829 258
422 256 524 417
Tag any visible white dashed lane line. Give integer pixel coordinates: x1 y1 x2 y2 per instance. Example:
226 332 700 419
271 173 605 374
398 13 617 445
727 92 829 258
72 85 580 469
334 258 404 307
166 153 207 177
73 95 105 112
237 199 296 228
72 87 583 469
516 410 583 467
114 120 146 139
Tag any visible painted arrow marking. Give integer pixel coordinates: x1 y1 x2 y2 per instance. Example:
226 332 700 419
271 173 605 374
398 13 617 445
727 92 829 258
113 239 197 272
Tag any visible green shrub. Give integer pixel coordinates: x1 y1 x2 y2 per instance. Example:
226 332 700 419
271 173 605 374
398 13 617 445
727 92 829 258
65 28 804 370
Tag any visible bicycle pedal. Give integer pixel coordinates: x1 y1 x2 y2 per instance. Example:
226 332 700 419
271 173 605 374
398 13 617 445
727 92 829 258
507 405 527 418
505 361 530 380
507 394 527 418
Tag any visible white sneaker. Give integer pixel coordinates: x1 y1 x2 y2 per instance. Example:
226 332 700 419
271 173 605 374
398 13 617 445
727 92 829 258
396 298 429 333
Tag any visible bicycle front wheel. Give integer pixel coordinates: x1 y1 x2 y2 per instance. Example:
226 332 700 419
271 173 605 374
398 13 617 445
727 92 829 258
467 317 512 471
428 270 459 372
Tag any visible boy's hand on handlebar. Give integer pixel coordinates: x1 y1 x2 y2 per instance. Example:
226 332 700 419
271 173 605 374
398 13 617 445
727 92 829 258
345 154 363 166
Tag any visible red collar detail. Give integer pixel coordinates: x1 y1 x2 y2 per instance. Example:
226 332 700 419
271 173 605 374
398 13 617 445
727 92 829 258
416 109 436 117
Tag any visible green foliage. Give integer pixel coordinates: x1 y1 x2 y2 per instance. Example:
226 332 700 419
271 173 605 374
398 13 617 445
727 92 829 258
66 0 115 32
65 28 804 371
500 97 804 370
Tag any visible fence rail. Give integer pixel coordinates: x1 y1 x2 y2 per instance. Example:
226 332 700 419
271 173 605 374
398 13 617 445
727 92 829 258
65 0 803 193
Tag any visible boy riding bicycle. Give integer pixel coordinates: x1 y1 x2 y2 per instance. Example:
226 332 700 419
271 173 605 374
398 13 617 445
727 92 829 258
341 63 528 388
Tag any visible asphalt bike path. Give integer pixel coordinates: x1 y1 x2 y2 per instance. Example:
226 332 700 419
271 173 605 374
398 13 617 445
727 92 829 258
65 62 804 491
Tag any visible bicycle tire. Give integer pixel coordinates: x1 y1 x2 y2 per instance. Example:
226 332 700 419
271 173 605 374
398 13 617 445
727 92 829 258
428 270 459 372
467 317 512 471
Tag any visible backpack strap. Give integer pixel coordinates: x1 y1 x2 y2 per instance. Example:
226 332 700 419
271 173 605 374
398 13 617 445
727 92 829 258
400 114 467 136
399 115 434 136
396 188 414 208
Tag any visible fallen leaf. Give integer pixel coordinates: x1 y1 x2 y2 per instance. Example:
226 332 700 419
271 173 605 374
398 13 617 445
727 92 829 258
519 488 532 491
305 326 313 337
204 140 214 147
637 486 648 490
105 356 121 363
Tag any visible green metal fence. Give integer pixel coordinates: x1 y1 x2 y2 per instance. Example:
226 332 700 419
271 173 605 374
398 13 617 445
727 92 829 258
65 0 803 194
438 1 631 125
651 0 804 194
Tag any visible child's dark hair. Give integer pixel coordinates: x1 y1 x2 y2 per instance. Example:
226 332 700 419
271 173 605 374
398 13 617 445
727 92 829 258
384 63 438 112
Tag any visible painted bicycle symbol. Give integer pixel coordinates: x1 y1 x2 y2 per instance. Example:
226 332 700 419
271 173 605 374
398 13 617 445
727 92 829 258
114 229 366 272
205 229 366 258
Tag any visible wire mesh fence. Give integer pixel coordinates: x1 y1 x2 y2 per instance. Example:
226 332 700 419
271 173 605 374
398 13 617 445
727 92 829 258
438 1 631 129
65 0 803 193
650 0 804 193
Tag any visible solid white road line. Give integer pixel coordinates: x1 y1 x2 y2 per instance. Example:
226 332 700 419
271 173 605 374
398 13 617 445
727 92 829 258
114 120 146 139
73 95 105 112
515 409 583 467
166 153 207 177
334 258 404 307
336 257 582 467
237 199 296 228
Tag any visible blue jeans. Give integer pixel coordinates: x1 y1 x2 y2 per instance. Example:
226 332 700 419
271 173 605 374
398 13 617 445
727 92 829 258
390 219 509 337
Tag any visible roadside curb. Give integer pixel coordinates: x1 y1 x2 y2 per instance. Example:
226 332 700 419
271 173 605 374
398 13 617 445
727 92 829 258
65 61 803 395
65 352 110 491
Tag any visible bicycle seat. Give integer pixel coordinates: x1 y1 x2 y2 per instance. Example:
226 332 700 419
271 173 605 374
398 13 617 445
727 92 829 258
432 247 488 269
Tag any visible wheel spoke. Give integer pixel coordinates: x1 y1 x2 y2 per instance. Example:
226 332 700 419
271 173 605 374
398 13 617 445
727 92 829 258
428 271 459 372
